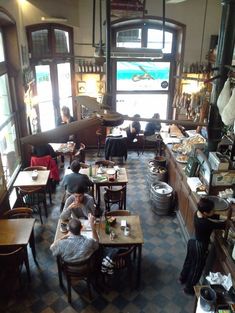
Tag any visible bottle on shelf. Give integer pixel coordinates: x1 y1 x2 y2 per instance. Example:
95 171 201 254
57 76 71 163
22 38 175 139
89 164 93 177
88 62 93 73
81 61 85 73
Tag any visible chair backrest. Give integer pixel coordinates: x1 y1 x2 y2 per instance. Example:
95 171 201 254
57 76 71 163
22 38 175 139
24 166 47 171
3 207 33 219
105 210 130 216
104 186 126 211
17 186 45 207
114 246 135 270
79 162 89 168
30 155 60 181
0 246 25 265
95 160 115 167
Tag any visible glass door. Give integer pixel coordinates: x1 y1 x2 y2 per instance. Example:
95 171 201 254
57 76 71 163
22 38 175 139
35 62 73 132
35 65 54 132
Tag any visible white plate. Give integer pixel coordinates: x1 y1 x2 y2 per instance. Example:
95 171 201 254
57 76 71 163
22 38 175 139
176 156 188 164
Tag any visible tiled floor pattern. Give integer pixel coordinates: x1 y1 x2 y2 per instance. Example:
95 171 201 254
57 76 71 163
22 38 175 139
1 150 195 313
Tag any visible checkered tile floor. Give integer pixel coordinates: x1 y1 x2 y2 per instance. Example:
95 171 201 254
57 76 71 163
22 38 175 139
1 150 195 313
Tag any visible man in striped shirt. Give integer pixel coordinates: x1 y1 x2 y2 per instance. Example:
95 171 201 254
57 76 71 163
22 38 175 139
50 214 98 262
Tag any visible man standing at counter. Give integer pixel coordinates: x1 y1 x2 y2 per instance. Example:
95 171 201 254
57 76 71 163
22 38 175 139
179 197 226 295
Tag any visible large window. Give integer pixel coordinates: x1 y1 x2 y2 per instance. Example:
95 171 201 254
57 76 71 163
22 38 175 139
0 29 21 187
113 20 177 127
27 24 74 132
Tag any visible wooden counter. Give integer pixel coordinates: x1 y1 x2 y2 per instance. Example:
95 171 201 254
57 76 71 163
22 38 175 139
165 143 200 240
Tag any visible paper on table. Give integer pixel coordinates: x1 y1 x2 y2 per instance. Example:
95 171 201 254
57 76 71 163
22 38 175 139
162 137 181 144
187 177 202 192
206 272 233 291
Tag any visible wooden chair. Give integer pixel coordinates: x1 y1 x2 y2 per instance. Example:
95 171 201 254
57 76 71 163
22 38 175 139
95 160 115 168
0 246 30 297
3 207 33 219
16 186 46 224
96 126 106 157
102 245 135 290
79 162 89 168
57 249 100 303
106 210 130 216
103 186 126 212
24 166 47 171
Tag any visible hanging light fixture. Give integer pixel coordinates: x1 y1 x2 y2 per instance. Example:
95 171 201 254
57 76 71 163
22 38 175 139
92 0 106 65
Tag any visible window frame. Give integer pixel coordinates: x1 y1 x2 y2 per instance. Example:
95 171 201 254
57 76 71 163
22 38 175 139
111 18 183 119
26 23 74 63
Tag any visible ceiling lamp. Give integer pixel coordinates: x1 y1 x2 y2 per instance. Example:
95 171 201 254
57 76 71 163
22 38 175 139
92 0 106 65
41 16 68 22
166 0 187 3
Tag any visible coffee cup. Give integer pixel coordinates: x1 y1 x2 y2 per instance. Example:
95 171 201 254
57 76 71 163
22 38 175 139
124 226 130 236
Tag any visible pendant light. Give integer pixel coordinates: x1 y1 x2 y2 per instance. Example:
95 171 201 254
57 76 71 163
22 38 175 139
93 0 106 65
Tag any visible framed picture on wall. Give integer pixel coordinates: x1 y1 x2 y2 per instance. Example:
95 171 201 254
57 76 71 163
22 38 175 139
77 81 86 94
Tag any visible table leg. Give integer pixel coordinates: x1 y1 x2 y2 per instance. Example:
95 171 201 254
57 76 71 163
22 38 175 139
124 184 127 210
29 229 37 263
23 246 31 281
136 244 142 288
96 185 101 209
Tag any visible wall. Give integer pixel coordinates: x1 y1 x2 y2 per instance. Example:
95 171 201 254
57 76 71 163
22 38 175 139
145 0 221 64
0 0 222 67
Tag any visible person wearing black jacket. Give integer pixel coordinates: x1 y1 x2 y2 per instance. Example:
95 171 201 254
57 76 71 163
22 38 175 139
179 197 226 295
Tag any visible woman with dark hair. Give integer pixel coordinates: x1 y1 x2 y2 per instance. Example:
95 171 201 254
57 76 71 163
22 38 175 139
179 197 226 295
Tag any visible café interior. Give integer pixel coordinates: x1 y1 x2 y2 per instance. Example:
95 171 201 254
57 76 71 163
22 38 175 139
1 0 235 312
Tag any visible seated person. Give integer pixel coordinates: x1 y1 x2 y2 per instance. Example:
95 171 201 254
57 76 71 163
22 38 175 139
50 215 99 262
144 113 161 137
126 114 141 142
56 106 76 167
60 186 95 220
61 159 93 199
56 105 75 126
32 143 57 159
74 142 86 163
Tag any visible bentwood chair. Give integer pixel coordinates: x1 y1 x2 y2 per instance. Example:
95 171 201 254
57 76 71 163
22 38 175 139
95 160 115 168
105 210 130 217
57 249 100 303
0 246 30 297
17 186 46 224
102 245 135 290
3 207 33 219
96 126 106 157
103 186 126 212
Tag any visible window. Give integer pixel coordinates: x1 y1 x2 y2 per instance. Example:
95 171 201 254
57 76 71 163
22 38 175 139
147 29 173 53
116 61 170 91
0 29 21 187
116 28 142 48
27 24 74 132
112 19 178 126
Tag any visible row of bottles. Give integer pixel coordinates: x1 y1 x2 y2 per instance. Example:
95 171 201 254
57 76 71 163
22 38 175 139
183 62 212 74
76 61 104 74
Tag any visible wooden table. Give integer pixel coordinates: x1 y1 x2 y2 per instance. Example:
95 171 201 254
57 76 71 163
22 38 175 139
50 142 76 164
80 167 128 209
54 215 144 288
13 170 50 188
98 215 144 287
13 169 51 204
0 218 36 278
